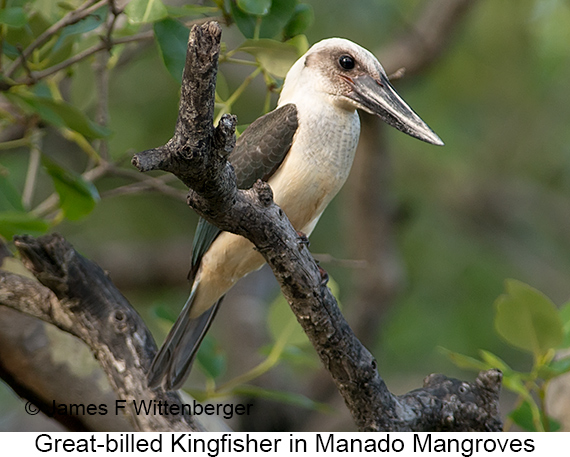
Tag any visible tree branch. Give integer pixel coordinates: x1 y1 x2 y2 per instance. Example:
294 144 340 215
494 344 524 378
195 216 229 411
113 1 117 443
0 305 134 432
132 21 502 431
1 234 202 432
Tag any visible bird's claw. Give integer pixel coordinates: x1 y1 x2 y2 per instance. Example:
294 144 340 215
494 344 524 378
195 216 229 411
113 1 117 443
318 264 329 286
297 231 310 247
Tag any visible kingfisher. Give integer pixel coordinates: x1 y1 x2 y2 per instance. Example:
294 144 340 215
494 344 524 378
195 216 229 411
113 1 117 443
148 38 443 390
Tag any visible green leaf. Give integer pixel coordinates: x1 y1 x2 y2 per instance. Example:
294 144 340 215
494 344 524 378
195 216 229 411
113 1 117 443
231 0 296 39
8 90 110 139
494 279 564 357
239 38 300 77
41 37 74 69
196 336 227 380
42 156 100 221
4 11 50 53
508 399 560 432
439 347 491 371
57 2 79 12
153 18 189 83
125 0 168 24
232 384 332 412
283 3 313 38
286 34 309 55
53 6 107 51
0 211 50 240
0 7 27 28
258 0 296 37
478 349 513 374
559 301 570 347
540 356 570 380
237 0 272 16
0 173 24 212
508 400 538 432
230 3 258 39
501 371 527 396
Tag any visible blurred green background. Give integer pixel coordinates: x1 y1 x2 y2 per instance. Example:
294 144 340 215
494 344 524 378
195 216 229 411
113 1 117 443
1 0 570 431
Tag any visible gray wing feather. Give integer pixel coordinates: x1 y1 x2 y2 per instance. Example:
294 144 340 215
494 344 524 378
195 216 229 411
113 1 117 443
189 103 298 278
231 103 298 188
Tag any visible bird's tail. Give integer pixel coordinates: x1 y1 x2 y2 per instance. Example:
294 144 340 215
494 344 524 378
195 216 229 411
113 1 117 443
147 289 223 390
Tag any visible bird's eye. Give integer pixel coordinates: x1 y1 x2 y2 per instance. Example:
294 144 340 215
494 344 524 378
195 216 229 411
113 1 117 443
339 55 355 70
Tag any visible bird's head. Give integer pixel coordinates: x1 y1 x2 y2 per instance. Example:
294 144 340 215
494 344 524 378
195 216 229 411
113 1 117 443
280 38 444 146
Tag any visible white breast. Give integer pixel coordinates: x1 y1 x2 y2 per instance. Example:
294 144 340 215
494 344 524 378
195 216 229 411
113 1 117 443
269 92 361 234
190 80 361 318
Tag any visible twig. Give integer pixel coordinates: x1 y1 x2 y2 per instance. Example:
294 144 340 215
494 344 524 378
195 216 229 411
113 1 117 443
312 253 368 269
92 1 122 162
15 45 35 84
0 137 28 150
22 31 154 84
5 0 106 79
21 130 43 210
102 180 187 201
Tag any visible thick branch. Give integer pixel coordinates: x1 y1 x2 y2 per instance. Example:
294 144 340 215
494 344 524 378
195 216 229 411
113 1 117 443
132 21 502 431
0 304 134 432
2 234 202 432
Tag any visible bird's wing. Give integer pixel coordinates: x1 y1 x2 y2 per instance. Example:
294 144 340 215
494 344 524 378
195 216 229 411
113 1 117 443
189 103 298 280
148 104 298 389
231 102 298 189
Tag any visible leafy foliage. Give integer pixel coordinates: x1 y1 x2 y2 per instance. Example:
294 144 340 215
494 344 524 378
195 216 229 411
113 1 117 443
0 0 316 413
153 17 190 82
42 156 100 221
0 0 312 239
494 279 563 357
445 280 570 431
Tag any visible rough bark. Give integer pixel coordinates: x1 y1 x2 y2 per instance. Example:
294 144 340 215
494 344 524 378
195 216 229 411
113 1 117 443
0 306 134 432
131 21 502 431
0 235 202 432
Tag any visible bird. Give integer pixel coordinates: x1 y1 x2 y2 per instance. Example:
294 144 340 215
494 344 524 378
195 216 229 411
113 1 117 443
148 37 444 390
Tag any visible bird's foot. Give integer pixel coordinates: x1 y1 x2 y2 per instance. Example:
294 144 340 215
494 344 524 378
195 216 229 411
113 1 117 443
318 264 329 286
296 231 310 247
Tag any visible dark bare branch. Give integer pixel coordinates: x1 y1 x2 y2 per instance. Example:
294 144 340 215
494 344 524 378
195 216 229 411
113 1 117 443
1 234 202 432
0 305 134 432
